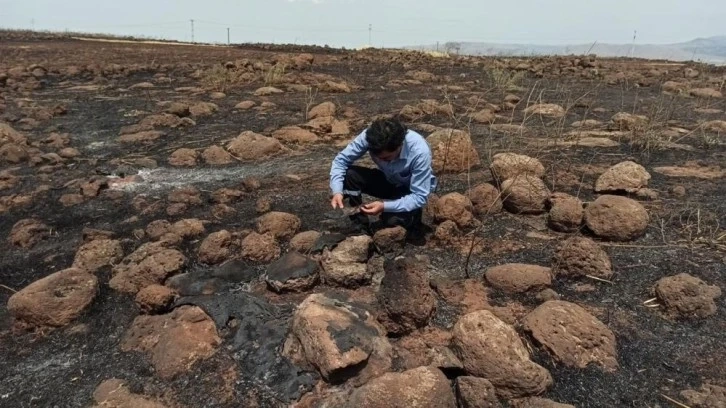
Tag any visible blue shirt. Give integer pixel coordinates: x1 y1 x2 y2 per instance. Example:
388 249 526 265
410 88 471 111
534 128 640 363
329 129 437 213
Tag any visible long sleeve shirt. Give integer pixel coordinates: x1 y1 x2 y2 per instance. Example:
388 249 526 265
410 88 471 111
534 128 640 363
329 129 437 212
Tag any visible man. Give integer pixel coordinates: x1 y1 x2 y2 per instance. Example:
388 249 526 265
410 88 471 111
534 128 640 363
329 117 437 231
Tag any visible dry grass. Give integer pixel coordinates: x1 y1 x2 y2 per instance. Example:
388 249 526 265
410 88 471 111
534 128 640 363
485 67 525 91
263 62 287 87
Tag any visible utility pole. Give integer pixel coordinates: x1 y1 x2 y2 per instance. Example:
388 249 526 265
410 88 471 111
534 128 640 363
629 30 637 58
368 24 372 46
227 27 230 45
190 19 195 43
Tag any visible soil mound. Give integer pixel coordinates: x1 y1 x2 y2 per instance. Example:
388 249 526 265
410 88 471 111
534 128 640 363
584 195 649 241
426 128 480 173
552 236 612 279
654 273 721 318
377 256 435 335
256 211 301 240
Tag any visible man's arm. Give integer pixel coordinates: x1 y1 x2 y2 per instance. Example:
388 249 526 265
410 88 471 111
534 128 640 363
383 154 433 212
329 131 368 194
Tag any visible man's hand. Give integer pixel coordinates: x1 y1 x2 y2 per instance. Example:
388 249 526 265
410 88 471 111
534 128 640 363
360 201 384 216
330 193 344 209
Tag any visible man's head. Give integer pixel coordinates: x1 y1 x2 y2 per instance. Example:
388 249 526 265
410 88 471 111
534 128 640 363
366 118 407 161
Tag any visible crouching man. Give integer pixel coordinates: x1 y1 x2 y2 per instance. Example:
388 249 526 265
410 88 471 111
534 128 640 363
329 117 436 232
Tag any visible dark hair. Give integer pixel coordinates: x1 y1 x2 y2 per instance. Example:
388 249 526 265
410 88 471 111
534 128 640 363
365 117 407 154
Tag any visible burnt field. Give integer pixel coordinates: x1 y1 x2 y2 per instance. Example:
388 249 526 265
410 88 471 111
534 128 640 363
0 32 725 408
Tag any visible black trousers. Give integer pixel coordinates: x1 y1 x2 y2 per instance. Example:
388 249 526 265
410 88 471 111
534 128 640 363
342 165 423 229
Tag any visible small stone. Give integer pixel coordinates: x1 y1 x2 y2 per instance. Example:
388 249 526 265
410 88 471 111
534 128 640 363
344 366 456 408
72 239 124 273
202 145 235 165
427 128 480 173
169 148 198 166
9 218 49 249
255 197 272 214
321 235 373 288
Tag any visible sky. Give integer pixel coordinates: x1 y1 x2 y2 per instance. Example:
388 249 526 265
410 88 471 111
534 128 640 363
1 0 724 48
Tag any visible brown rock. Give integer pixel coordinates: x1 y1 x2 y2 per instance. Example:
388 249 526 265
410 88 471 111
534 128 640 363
120 306 220 379
702 120 726 133
451 310 552 398
167 203 186 216
146 220 172 240
469 183 503 215
321 235 373 287
378 256 436 335
80 178 108 197
0 143 29 163
571 119 603 128
308 101 336 119
681 384 726 408
610 112 648 131
58 147 81 158
256 211 301 240
135 284 176 314
372 226 406 255
662 81 688 94
168 186 202 205
273 126 319 144
1 122 27 145
490 153 545 183
60 193 85 206
254 86 283 96
510 397 575 408
166 102 191 117
433 192 476 228
321 80 351 93
501 175 550 214
8 268 98 329
547 193 583 232
552 236 613 279
524 103 566 118
343 366 456 408
265 251 319 293
255 196 272 214
110 242 186 294
240 232 280 262
654 273 721 319
485 264 552 293
690 88 723 98
118 130 165 143
595 161 651 193
456 377 502 408
226 131 287 160
139 113 186 129
202 145 234 165
92 378 167 408
72 239 124 273
523 300 618 371
209 91 226 100
427 128 480 173
234 100 256 110
189 102 218 117
211 204 236 219
9 218 49 249
584 195 649 241
290 230 322 253
170 218 205 238
198 230 234 264
169 148 198 166
471 109 496 124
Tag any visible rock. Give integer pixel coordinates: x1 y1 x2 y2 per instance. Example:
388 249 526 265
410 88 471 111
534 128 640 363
471 109 496 124
501 175 550 214
72 239 124 273
168 148 198 166
321 235 373 287
681 384 726 408
490 153 545 183
254 86 283 96
595 161 651 193
456 377 502 408
290 231 322 253
524 103 566 118
662 81 688 94
166 102 191 117
120 306 220 379
584 195 649 241
130 81 154 89
92 378 167 408
8 268 98 329
80 178 107 197
0 143 29 163
139 113 187 129
1 122 27 145
321 80 351 93
265 251 319 293
433 192 476 228
537 289 561 302
451 310 552 398
427 128 480 173
654 163 725 179
256 211 301 240
171 218 205 238
485 264 552 293
671 185 687 197
135 284 176 314
546 193 583 232
654 273 721 319
571 119 603 128
234 100 256 110
469 183 503 215
343 366 456 408
510 397 575 408
285 293 392 383
168 186 202 205
202 145 235 165
146 220 172 240
610 112 648 131
60 193 85 206
212 188 243 204
552 236 612 279
702 120 726 133
189 102 218 117
58 147 81 158
372 226 406 256
377 256 436 335
523 300 618 371
209 91 226 100
9 218 49 249
198 230 234 264
118 130 165 144
240 232 280 262
109 242 186 294
254 196 271 214
308 101 336 119
434 220 460 242
273 126 319 144
226 131 286 161
690 88 722 98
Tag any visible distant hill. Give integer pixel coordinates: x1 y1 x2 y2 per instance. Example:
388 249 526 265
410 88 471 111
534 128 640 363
405 36 726 65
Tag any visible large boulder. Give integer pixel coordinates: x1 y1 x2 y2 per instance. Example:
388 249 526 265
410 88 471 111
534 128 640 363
226 131 287 160
343 366 456 408
523 300 618 371
469 183 503 215
256 211 301 240
72 239 124 273
490 153 545 183
501 175 550 214
594 161 651 193
456 376 502 408
8 268 98 329
433 192 476 228
285 293 392 384
109 242 186 294
452 310 552 398
265 251 319 293
485 264 552 293
120 306 220 379
654 273 721 319
377 256 436 335
321 235 373 287
584 195 649 241
546 193 583 232
552 236 612 279
426 128 480 173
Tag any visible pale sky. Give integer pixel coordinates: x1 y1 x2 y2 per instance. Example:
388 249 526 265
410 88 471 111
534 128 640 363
1 0 724 48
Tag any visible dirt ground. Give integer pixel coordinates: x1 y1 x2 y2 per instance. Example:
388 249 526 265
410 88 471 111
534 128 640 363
1 31 725 408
